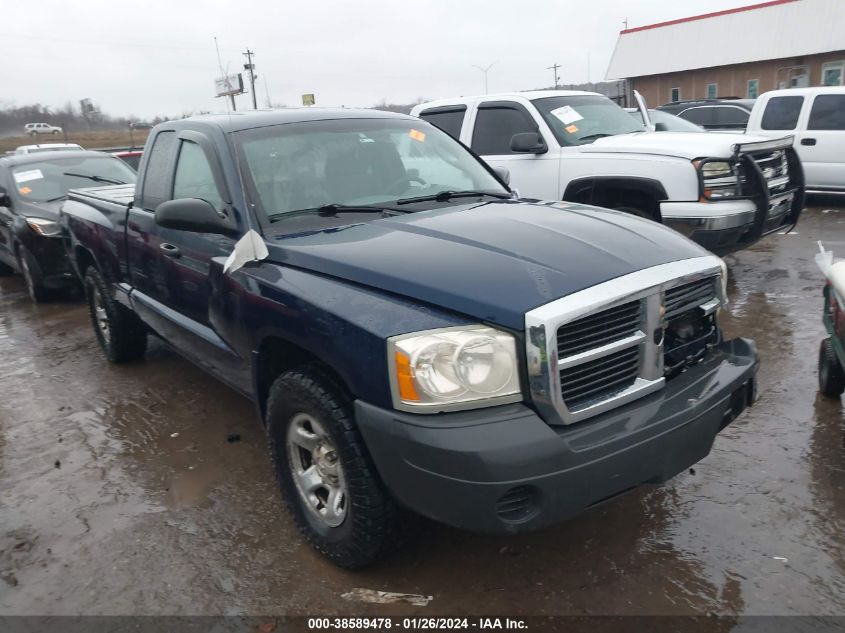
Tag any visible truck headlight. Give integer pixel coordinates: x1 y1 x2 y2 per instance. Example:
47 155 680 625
25 217 61 236
695 159 744 200
388 325 522 412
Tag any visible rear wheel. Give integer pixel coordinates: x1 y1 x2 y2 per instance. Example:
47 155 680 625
84 266 147 362
819 338 845 398
17 247 50 302
266 365 403 568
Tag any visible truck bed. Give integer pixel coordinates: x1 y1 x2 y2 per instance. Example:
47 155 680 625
67 183 136 206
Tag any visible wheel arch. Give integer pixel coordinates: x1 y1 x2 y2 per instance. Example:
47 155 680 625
253 335 355 422
563 176 667 222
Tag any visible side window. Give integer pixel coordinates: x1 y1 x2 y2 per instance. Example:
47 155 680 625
808 95 845 131
761 96 804 130
471 106 537 155
419 107 466 140
140 131 177 210
706 83 718 99
713 107 750 127
173 141 224 210
679 107 713 126
670 87 681 102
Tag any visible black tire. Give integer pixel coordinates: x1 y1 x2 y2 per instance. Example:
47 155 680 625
819 338 845 398
266 364 403 568
0 261 13 277
52 130 59 135
84 266 147 363
17 247 50 302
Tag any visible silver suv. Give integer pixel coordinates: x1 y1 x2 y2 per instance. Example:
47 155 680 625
23 123 63 136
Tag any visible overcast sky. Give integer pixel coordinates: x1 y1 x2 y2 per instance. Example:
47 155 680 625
3 0 753 119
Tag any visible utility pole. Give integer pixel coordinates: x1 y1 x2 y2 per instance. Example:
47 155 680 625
547 63 561 89
243 48 258 109
472 62 497 94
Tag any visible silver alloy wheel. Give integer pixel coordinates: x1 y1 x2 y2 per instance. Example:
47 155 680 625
92 285 111 344
286 413 348 528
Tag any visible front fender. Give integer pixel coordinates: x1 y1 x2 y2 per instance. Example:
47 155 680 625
241 264 475 410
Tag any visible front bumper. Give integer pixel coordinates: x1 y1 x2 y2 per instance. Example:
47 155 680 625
356 337 758 534
662 201 759 255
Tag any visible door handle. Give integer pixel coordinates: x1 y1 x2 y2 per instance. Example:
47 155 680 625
801 138 817 146
160 242 181 258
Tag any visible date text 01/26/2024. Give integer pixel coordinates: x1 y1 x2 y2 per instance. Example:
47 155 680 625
306 618 528 630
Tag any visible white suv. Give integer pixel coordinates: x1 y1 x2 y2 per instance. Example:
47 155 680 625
746 87 845 193
24 122 63 136
412 91 804 255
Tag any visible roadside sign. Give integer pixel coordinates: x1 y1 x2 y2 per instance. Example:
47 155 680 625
215 74 244 97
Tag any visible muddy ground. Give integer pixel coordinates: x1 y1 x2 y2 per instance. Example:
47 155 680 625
1 203 843 618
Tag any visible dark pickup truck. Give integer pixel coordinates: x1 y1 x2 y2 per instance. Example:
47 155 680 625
62 109 759 568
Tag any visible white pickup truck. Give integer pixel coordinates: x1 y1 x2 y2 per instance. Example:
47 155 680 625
411 91 805 255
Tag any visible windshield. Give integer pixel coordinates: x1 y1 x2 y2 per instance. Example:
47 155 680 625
234 118 508 220
627 109 705 133
532 95 645 146
11 155 137 203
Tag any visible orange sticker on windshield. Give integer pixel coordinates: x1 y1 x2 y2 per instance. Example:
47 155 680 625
409 129 426 142
565 124 579 134
18 186 32 194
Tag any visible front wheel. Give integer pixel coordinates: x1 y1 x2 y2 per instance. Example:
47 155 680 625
819 338 845 397
84 266 147 362
266 365 403 568
52 130 59 135
18 247 50 302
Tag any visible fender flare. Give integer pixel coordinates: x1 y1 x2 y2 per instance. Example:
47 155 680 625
562 177 668 221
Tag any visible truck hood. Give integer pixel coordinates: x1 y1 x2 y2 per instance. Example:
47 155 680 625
578 131 777 160
263 200 708 330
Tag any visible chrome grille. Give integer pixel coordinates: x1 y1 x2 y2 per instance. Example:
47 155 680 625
560 347 639 411
525 257 725 427
751 149 790 195
557 300 641 357
664 278 717 319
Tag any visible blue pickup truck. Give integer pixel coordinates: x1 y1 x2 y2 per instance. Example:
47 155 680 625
61 109 759 568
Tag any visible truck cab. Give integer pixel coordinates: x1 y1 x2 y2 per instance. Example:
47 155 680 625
412 91 804 255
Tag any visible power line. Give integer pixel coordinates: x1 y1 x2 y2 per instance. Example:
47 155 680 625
547 63 561 89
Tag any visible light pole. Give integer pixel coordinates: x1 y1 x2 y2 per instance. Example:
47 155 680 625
472 61 497 94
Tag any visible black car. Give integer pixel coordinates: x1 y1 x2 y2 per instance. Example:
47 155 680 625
657 98 755 132
0 151 137 301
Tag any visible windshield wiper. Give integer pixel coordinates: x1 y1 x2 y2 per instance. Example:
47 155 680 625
267 204 406 223
396 190 511 205
62 172 126 185
577 133 614 143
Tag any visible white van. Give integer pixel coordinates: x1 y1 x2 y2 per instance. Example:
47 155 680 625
747 87 845 193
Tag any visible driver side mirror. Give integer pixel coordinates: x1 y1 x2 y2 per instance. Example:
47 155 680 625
493 166 511 186
155 198 235 236
654 122 668 132
0 187 10 208
510 132 548 155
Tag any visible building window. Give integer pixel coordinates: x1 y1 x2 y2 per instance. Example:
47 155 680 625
706 83 718 99
747 79 759 99
670 87 681 102
822 61 844 86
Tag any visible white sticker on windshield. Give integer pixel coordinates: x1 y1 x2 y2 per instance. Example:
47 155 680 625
550 105 584 125
14 169 43 183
